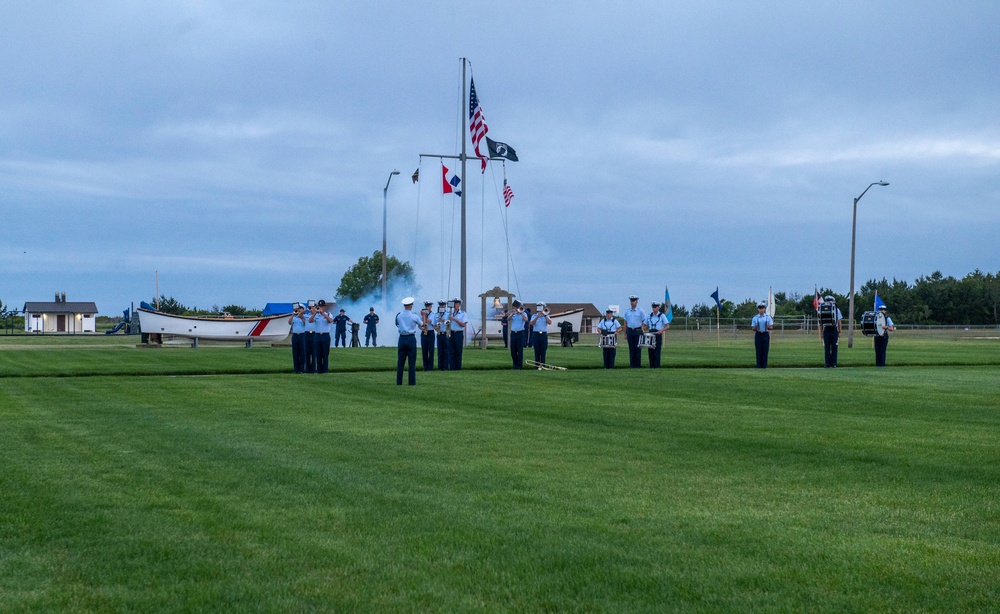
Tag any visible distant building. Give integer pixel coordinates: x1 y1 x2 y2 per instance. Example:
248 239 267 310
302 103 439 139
23 293 99 333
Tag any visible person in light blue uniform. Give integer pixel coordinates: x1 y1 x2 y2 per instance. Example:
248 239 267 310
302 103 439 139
622 295 646 368
643 302 669 368
311 300 334 373
395 297 424 385
288 304 308 373
597 308 621 369
363 307 379 347
303 303 319 373
434 300 451 370
750 301 774 368
530 302 552 368
420 301 435 371
819 295 843 368
508 300 529 369
874 304 896 367
448 298 469 370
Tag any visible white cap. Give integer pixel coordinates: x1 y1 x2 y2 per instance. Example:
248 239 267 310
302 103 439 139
401 297 415 306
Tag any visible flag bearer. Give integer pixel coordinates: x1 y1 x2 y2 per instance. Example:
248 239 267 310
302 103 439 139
874 304 896 367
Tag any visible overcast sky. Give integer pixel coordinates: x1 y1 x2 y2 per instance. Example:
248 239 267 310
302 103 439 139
3 1 998 317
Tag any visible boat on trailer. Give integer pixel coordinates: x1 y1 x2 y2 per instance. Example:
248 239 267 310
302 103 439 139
135 307 292 344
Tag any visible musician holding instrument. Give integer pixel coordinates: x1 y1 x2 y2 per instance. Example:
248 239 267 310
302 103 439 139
395 297 426 386
508 300 529 369
530 302 553 369
642 301 669 368
448 298 469 370
818 295 843 368
622 295 646 368
874 304 896 367
434 300 451 371
420 301 435 371
751 301 774 369
597 308 621 369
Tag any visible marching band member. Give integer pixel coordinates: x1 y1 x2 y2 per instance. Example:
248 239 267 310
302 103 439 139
623 295 646 368
311 300 334 374
819 295 843 368
508 300 529 369
303 302 318 373
448 298 469 370
288 304 308 373
874 304 896 367
597 308 620 369
420 301 435 371
751 301 774 368
435 300 451 370
395 297 425 385
642 301 669 368
530 302 552 369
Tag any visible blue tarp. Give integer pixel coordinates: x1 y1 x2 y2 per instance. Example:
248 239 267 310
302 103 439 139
262 303 298 316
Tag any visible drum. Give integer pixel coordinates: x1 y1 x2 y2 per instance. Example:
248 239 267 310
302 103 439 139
599 334 617 348
638 332 656 348
875 311 887 337
860 311 878 337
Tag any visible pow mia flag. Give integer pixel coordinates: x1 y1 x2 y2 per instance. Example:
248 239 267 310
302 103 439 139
486 137 518 162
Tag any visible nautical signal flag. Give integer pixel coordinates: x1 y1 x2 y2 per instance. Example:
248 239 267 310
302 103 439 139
442 165 462 197
469 78 489 173
874 291 887 311
411 168 419 184
503 180 514 208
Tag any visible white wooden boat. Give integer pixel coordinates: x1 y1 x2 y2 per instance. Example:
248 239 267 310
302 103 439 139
136 307 291 343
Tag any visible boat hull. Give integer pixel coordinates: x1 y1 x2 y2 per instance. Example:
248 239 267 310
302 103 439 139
136 308 291 342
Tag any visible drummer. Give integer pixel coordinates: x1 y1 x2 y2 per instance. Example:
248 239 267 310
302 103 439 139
874 304 896 367
642 301 669 368
596 308 621 369
751 301 774 368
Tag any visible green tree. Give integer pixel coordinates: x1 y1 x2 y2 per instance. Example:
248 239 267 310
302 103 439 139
152 295 187 315
336 251 415 303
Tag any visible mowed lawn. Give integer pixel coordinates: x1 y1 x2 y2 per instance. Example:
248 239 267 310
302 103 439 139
2 334 999 611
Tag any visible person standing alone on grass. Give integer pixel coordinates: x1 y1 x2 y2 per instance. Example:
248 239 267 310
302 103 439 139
363 307 379 347
751 301 774 368
395 297 424 385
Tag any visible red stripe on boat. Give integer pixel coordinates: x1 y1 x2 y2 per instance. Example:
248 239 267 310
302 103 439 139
249 319 270 337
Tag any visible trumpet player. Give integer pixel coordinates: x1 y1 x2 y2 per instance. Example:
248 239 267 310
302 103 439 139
447 298 469 370
530 302 553 369
508 300 529 369
434 300 451 371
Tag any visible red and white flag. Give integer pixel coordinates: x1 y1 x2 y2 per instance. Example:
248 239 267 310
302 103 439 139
442 165 462 196
469 78 489 173
503 180 514 208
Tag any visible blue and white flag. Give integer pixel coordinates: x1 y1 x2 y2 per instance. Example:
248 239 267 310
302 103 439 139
664 286 673 323
874 291 887 311
710 287 722 313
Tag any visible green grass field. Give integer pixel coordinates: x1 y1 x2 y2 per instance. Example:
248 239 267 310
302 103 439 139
2 332 999 612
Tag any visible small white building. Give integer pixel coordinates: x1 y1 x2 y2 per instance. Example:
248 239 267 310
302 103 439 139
23 293 99 333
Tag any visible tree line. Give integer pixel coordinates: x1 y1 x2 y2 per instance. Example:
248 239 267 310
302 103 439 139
678 269 1000 325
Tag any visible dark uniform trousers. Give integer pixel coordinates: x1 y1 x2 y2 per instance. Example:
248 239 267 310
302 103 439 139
874 333 889 367
397 334 417 385
305 333 316 373
510 330 525 369
421 329 435 371
315 332 331 373
437 331 451 370
602 344 616 369
754 331 770 368
291 333 306 373
449 332 464 370
532 331 548 366
823 326 839 367
647 333 664 368
626 328 643 368
335 328 347 348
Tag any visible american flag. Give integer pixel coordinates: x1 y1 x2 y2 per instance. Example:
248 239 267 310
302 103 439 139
469 78 489 172
503 180 514 208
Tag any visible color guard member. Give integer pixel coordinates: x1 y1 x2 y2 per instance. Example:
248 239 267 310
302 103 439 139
874 304 896 367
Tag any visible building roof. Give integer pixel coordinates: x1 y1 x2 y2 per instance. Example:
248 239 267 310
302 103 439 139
23 302 99 315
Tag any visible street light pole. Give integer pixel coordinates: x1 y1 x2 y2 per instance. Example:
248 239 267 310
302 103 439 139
382 170 400 302
848 181 889 348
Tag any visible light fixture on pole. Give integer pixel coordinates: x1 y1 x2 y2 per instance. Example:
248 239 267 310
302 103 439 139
848 181 889 348
382 170 400 301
